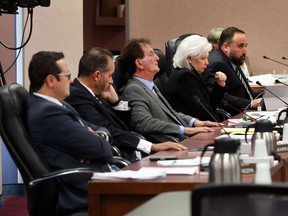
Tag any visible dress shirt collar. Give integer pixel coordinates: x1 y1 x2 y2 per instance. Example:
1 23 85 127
78 79 97 98
33 92 62 107
134 76 154 91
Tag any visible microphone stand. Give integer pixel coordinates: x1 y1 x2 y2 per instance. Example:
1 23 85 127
0 61 6 87
263 56 288 67
275 79 288 87
256 81 288 106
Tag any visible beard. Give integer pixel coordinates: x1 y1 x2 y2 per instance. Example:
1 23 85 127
230 49 246 66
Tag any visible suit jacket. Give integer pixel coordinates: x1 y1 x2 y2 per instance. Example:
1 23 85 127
65 79 139 155
121 77 193 139
27 94 113 214
165 67 225 121
203 49 255 115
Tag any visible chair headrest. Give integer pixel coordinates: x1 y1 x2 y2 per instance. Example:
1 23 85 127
154 48 166 79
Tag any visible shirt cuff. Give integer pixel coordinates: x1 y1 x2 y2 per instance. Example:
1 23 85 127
189 118 197 127
112 100 130 111
136 139 152 154
179 126 184 135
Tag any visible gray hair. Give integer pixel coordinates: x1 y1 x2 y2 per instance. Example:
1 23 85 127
173 35 212 69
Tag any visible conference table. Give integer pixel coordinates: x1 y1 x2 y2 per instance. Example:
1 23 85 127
88 113 288 216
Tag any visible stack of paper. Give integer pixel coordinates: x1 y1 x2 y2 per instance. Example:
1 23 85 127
91 169 167 180
156 156 210 167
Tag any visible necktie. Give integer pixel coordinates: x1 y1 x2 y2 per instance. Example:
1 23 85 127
236 66 254 100
153 86 186 126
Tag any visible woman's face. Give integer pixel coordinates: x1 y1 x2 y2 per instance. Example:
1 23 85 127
188 54 209 74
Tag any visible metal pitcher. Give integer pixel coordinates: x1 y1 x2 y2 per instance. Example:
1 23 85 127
245 119 276 156
200 137 241 184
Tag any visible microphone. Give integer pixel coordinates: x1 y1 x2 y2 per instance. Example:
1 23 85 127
256 81 288 106
282 57 288 60
193 95 230 137
263 56 288 67
223 101 257 121
275 79 288 87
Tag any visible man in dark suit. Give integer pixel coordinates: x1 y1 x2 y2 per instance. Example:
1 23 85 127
65 47 187 162
26 51 114 215
120 38 221 142
203 27 262 115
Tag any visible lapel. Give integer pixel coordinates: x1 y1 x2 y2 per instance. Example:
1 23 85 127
131 77 186 125
73 79 129 130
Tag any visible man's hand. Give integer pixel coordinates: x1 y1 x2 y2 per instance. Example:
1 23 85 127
100 84 119 104
194 120 224 127
151 142 187 152
251 98 262 108
184 127 215 136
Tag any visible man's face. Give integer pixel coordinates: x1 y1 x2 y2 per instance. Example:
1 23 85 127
54 58 72 100
139 43 160 75
228 33 248 66
94 57 115 95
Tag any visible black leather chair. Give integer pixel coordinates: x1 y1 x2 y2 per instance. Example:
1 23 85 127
165 33 194 78
0 83 128 216
192 183 288 216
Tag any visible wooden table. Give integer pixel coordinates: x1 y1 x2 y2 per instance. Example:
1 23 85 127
88 114 288 216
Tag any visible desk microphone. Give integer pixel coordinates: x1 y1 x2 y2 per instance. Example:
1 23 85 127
193 95 230 137
263 56 288 67
222 100 257 121
275 79 288 87
256 81 288 106
282 57 288 60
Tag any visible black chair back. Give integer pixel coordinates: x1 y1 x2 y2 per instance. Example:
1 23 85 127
192 183 288 216
0 83 58 216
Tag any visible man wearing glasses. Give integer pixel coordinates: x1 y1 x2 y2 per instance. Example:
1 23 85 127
26 51 114 215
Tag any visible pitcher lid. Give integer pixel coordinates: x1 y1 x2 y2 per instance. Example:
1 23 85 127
255 119 273 132
214 137 240 153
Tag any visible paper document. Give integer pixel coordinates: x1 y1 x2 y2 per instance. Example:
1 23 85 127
221 128 254 135
156 156 210 167
91 169 166 180
139 167 199 175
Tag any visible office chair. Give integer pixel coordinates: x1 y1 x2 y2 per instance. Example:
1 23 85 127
165 33 196 78
0 83 128 216
191 183 288 216
153 48 169 95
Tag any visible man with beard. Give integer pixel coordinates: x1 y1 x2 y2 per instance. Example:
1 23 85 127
203 27 262 116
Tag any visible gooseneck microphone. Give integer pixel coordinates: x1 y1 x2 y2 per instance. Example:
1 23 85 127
256 81 288 106
193 95 230 137
263 56 288 67
223 101 257 121
282 57 288 60
275 79 288 87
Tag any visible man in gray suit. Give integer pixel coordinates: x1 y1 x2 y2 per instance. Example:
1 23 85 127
121 38 222 142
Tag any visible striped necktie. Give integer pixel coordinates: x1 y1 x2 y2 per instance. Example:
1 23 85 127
236 66 254 100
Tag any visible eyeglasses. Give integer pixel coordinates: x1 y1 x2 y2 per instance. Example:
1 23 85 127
57 71 71 79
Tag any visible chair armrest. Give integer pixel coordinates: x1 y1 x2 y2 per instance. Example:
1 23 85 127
28 167 97 188
112 156 131 168
216 107 232 120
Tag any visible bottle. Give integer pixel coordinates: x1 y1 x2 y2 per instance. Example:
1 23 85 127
201 137 241 184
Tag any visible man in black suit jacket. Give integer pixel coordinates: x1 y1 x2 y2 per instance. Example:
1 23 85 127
65 47 187 162
26 51 114 215
203 27 262 116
